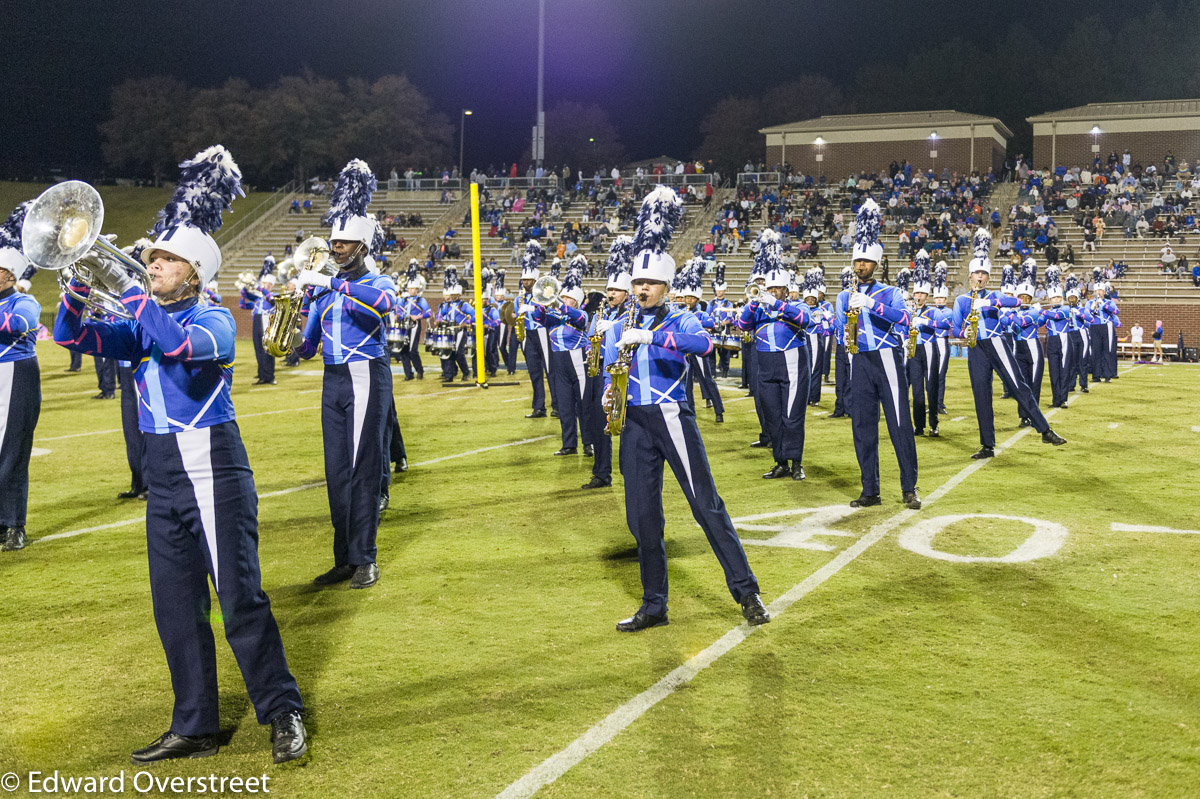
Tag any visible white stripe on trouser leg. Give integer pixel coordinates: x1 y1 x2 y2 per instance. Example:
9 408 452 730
784 348 800 411
1059 332 1068 369
1026 339 1040 376
571 349 586 399
1108 322 1114 351
177 427 219 592
923 341 934 381
348 360 372 469
807 333 818 373
537 329 550 372
879 349 904 423
0 362 13 450
989 337 1020 386
659 403 694 496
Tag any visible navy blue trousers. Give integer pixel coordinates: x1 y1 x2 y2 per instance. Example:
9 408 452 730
1046 331 1070 406
583 372 611 482
499 324 518 374
821 334 833 380
1068 329 1090 391
934 335 950 408
806 333 823 404
398 322 424 378
739 340 755 388
848 348 918 495
1106 322 1118 375
484 328 499 375
144 422 302 736
685 353 724 417
620 402 759 616
94 355 117 393
441 330 471 380
322 359 391 566
968 337 1050 448
251 314 274 383
68 349 82 371
1014 336 1045 413
756 348 808 465
907 343 938 433
0 358 40 527
716 344 731 376
381 398 406 494
119 364 147 494
550 348 586 449
523 328 553 412
833 343 850 416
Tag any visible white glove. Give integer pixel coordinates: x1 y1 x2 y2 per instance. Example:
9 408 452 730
972 298 991 311
297 269 332 289
85 254 138 294
619 328 653 348
519 303 533 314
602 383 613 413
848 292 870 310
597 319 616 334
1032 303 1042 312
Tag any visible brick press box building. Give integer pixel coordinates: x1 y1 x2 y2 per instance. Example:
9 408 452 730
759 110 1011 178
1027 99 1200 171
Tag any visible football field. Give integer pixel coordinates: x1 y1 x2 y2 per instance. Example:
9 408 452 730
2 343 1198 798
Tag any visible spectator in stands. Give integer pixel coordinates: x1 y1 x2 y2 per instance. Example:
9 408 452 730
1176 254 1189 280
1136 215 1150 238
1193 261 1200 287
1045 241 1059 265
1152 320 1164 362
1160 244 1176 273
289 199 300 214
1063 243 1076 265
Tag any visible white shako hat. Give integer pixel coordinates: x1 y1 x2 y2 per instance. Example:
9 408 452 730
1000 263 1017 295
851 197 884 264
142 145 244 285
629 185 683 284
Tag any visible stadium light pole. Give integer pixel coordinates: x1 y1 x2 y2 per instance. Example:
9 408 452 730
814 136 825 178
459 109 472 183
1090 125 1102 155
929 131 938 172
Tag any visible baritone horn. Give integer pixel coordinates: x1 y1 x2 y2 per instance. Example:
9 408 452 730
262 236 332 357
530 275 562 307
20 181 152 320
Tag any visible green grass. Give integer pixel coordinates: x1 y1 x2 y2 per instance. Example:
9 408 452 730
1 346 1198 798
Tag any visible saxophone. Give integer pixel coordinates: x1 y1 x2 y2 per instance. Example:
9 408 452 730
605 300 640 436
586 309 606 377
907 302 920 359
516 292 528 344
965 288 981 348
846 273 860 354
263 236 331 358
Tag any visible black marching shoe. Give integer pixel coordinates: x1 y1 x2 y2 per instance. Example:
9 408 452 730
131 731 218 764
378 492 389 516
581 476 611 490
715 413 724 423
1081 387 1089 393
850 493 881 508
762 463 790 480
915 428 925 437
1 526 27 551
117 488 145 499
791 463 805 481
1018 418 1032 428
1058 402 1068 408
749 439 770 448
1042 429 1067 446
705 399 713 408
928 427 940 437
939 405 948 414
972 447 995 459
270 711 307 764
583 444 594 457
312 565 355 586
93 391 116 400
349 562 379 589
830 411 846 418
553 447 577 456
417 373 425 380
395 458 408 473
740 593 771 626
903 490 922 510
616 609 669 632
526 409 547 418
550 409 560 418
404 375 414 381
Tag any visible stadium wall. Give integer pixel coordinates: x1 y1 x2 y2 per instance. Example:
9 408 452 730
1116 302 1200 346
765 137 1005 179
1030 117 1200 171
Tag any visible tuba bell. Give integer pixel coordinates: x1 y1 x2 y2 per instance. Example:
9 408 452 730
530 275 562 307
21 181 152 320
262 236 333 357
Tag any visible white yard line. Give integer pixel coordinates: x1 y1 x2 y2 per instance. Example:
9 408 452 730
30 436 553 546
1192 426 1200 433
1108 422 1119 429
1111 523 1200 536
951 416 966 422
496 363 1143 799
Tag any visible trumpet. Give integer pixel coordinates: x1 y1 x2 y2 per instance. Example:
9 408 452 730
21 181 152 320
605 299 640 436
234 271 257 291
846 272 860 354
746 283 767 303
262 236 332 357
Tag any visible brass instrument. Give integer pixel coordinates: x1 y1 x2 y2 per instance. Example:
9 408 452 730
846 273 860 354
516 307 527 343
234 271 257 291
586 310 607 377
530 275 562 307
965 288 981 348
907 302 921 359
746 283 768 303
605 300 640 436
263 236 332 357
21 181 152 320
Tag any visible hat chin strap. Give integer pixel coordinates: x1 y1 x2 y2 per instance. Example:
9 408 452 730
155 266 200 305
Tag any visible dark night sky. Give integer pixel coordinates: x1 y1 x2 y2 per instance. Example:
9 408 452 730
4 0 1134 176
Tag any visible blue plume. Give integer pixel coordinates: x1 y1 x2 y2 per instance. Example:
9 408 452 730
371 219 385 257
1092 266 1102 284
933 262 948 292
895 267 912 295
912 249 932 288
632 186 683 255
752 229 782 276
712 261 726 290
853 198 881 249
1020 258 1037 287
840 265 853 291
1065 273 1079 295
153 145 244 235
803 267 822 294
1001 264 1017 292
570 254 589 276
20 264 36 281
550 259 561 279
443 266 458 291
521 240 544 272
0 202 30 252
563 263 584 293
495 269 506 289
323 159 377 227
405 260 418 283
972 227 992 261
605 234 635 279
1045 265 1061 293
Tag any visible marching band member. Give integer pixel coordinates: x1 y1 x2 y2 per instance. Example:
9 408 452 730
996 264 1018 400
494 271 519 375
397 263 431 380
482 277 501 378
1089 275 1119 383
802 268 825 407
678 261 724 423
817 274 834 385
260 250 276 278
1012 260 1046 425
0 202 41 553
535 265 588 456
1065 276 1092 394
435 268 473 382
709 264 734 378
739 230 809 481
836 198 921 508
907 252 948 437
1040 267 1071 408
294 159 396 590
602 187 769 631
518 240 555 418
53 147 307 763
202 279 222 306
931 261 951 414
743 249 773 448
830 265 853 419
952 228 1066 460
581 237 635 490
251 273 276 385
